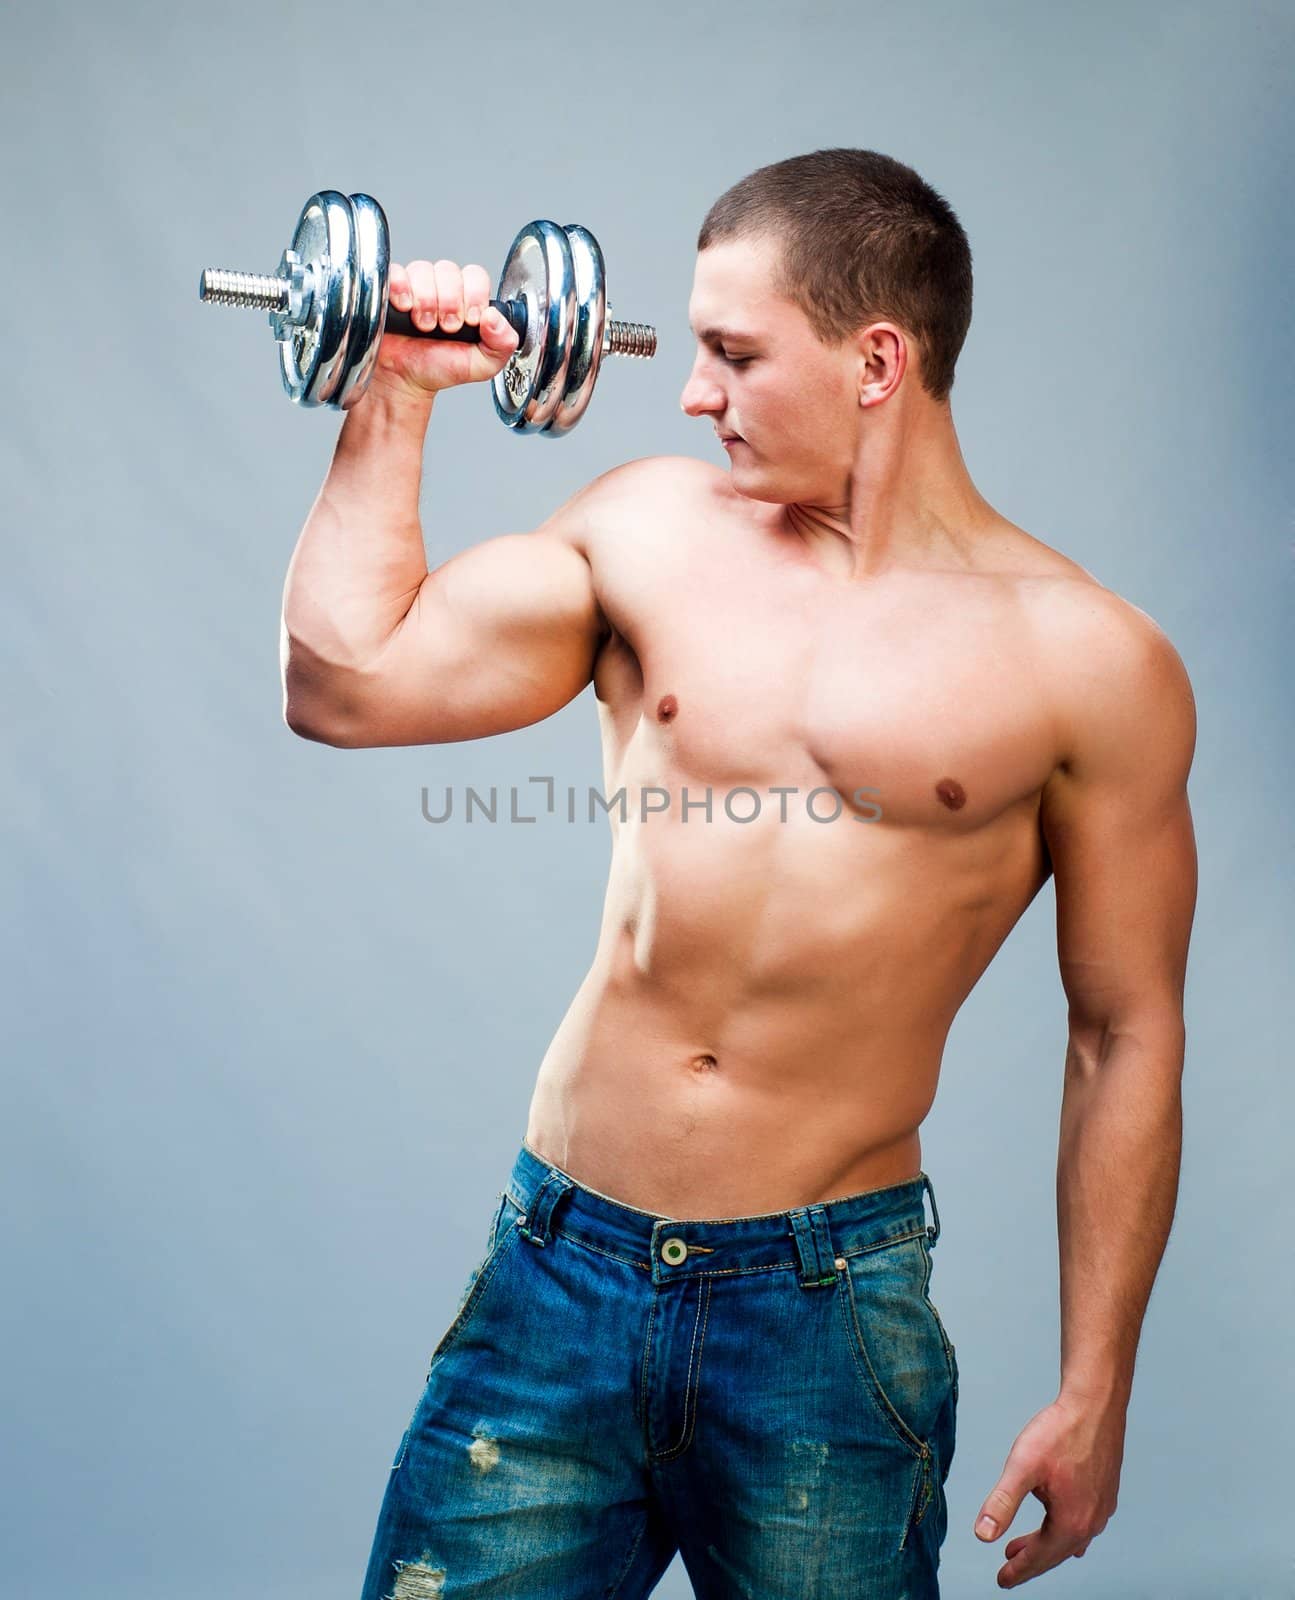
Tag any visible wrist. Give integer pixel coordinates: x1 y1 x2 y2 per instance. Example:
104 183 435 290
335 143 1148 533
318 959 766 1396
355 372 439 426
1057 1373 1133 1415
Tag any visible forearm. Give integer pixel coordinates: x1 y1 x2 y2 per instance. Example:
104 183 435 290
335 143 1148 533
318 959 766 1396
1055 1020 1184 1412
281 382 437 710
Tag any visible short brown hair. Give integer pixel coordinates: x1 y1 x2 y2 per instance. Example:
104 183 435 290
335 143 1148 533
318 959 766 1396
697 148 973 403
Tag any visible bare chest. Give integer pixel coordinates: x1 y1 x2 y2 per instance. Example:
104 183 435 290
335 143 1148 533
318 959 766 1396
590 520 1061 833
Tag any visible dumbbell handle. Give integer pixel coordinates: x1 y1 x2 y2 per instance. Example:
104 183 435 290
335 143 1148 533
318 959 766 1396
385 299 658 358
384 299 528 344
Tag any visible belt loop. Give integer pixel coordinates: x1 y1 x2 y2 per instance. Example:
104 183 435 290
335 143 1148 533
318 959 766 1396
518 1170 573 1248
922 1172 941 1246
789 1204 838 1288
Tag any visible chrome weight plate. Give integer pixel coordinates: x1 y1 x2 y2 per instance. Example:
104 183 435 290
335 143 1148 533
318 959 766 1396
334 193 390 410
277 190 360 407
490 220 578 433
545 225 607 437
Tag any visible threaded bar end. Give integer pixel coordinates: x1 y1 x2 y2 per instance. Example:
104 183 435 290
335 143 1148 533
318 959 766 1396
606 320 656 359
200 269 290 311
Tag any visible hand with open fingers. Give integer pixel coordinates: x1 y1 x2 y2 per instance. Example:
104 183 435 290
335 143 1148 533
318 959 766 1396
973 1392 1126 1588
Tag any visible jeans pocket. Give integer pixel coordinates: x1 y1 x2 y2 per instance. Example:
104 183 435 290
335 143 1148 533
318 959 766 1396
837 1230 951 1459
424 1190 525 1376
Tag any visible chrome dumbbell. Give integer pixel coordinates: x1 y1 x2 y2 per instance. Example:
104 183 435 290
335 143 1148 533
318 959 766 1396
198 190 657 435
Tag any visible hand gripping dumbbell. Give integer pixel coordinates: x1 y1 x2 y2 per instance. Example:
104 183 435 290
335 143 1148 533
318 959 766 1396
198 190 657 434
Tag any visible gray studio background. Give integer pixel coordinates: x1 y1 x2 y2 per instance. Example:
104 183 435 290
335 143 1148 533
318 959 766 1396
2 2 1292 1597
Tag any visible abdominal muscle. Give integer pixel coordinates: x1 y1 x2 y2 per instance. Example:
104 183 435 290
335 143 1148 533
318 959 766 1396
523 798 1004 1219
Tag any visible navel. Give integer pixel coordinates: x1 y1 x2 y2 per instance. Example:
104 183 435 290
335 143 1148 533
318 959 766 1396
690 1052 719 1073
657 693 679 723
935 777 967 811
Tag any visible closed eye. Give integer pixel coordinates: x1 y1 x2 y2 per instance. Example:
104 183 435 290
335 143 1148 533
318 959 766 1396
723 353 753 365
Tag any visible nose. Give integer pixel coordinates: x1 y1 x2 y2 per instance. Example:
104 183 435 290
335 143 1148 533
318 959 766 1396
680 360 725 418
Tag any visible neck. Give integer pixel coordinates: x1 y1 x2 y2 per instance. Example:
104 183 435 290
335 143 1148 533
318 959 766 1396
784 401 993 580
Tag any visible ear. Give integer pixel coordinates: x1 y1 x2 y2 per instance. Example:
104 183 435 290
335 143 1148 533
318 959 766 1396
857 322 907 406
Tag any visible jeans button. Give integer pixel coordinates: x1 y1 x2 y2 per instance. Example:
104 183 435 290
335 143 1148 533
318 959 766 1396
660 1236 688 1265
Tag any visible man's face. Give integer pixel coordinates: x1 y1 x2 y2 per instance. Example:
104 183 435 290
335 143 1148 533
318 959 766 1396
681 234 859 505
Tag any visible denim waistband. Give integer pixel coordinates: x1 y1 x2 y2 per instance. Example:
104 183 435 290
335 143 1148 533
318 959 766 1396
506 1138 941 1287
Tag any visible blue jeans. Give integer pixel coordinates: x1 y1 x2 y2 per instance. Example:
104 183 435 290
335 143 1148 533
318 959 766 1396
360 1139 959 1599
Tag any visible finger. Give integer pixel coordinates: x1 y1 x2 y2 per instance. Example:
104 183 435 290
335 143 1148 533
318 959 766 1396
976 1447 1043 1543
388 261 412 311
406 260 439 330
461 262 490 326
1001 1552 1068 1589
976 1476 1027 1541
478 303 520 355
432 259 464 332
997 1524 1080 1589
1001 1525 1045 1572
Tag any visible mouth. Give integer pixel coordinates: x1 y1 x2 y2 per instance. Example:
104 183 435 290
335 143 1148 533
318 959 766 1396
717 432 744 446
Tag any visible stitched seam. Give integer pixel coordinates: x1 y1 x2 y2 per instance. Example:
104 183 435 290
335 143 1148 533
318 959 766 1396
844 1225 929 1258
426 1221 522 1372
897 1451 926 1552
656 1277 712 1460
604 1514 649 1600
681 1278 712 1453
665 1259 799 1279
915 1450 934 1527
919 1236 959 1393
485 1190 507 1254
562 1233 654 1273
657 1278 710 1458
639 1293 658 1446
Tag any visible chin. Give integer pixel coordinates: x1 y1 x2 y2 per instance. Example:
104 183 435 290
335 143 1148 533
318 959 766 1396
726 463 796 505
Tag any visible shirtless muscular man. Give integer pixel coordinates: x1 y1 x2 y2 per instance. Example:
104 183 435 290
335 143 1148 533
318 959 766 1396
281 149 1197 1599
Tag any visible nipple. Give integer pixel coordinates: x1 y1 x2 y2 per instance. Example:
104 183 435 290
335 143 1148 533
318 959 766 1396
935 777 967 811
657 693 679 723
